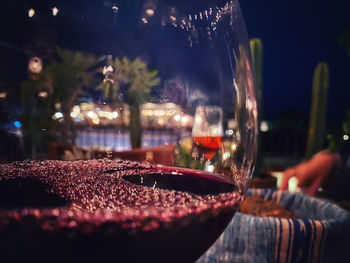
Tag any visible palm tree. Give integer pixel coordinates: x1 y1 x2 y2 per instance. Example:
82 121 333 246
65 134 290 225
97 57 160 149
46 48 98 144
21 47 98 156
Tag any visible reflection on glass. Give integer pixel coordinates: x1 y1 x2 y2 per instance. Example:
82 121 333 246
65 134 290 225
192 106 223 159
0 0 257 262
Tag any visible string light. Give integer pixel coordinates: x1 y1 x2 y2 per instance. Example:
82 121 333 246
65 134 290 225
28 57 42 74
28 9 35 18
52 7 59 16
112 5 119 13
38 91 48 99
103 65 114 75
146 9 154 16
0 92 7 99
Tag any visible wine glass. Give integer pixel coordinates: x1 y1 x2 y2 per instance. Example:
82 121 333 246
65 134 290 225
192 106 224 159
0 0 257 262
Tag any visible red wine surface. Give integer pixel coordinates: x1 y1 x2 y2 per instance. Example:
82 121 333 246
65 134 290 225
0 159 243 263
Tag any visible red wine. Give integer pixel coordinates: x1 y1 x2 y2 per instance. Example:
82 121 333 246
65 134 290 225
0 160 242 263
193 136 222 150
118 168 241 262
193 136 222 159
123 168 236 195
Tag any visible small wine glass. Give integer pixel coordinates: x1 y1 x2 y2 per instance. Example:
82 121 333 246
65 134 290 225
192 106 224 160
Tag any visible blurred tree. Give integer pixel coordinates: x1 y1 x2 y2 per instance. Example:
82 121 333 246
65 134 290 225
305 62 329 160
97 57 160 149
21 48 98 157
45 48 98 144
344 109 350 134
339 31 350 58
250 38 263 176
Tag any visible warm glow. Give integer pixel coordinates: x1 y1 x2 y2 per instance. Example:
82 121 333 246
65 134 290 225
87 111 97 119
52 7 59 16
112 111 119 118
38 91 48 99
146 9 155 16
28 57 42 74
270 171 283 188
288 177 300 193
170 15 177 22
142 17 148 24
92 117 100 125
223 152 231 160
0 92 7 99
142 109 154 117
158 118 165 125
154 110 165 117
81 103 93 111
173 114 181 121
72 105 80 113
206 165 214 172
231 143 237 151
260 121 269 132
52 112 63 120
181 116 189 124
112 5 119 12
28 9 35 18
195 116 202 123
103 65 114 75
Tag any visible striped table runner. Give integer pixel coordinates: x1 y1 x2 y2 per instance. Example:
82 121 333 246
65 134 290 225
197 189 350 263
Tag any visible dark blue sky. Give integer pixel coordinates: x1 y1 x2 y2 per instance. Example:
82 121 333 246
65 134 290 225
240 0 350 123
0 0 349 124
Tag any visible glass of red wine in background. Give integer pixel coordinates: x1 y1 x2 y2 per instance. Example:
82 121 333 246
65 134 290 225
192 106 224 159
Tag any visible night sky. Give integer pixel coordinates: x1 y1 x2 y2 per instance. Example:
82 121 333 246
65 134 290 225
0 0 349 124
241 0 350 123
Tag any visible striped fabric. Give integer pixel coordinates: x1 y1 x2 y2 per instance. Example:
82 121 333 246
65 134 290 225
197 189 350 263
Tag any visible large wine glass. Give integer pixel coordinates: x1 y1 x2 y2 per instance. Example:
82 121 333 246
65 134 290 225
0 0 257 262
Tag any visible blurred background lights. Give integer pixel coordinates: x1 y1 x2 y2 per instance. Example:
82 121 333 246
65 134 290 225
231 143 237 152
288 177 301 193
181 116 189 125
173 114 181 122
13 121 22 129
87 111 97 119
52 7 59 16
206 165 214 172
112 111 119 118
343 134 349 141
112 5 119 13
225 129 234 136
28 9 35 18
103 65 114 75
38 91 48 99
52 112 63 120
70 112 78 118
28 57 42 74
223 152 231 160
92 118 100 125
260 120 269 132
0 92 7 99
146 9 155 16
